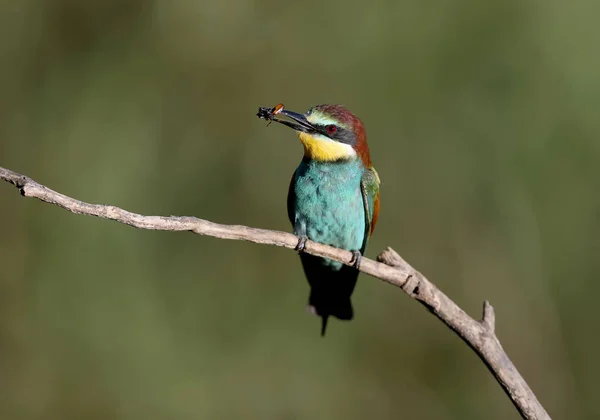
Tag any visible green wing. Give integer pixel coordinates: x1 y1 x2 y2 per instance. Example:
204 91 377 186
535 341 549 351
360 166 381 253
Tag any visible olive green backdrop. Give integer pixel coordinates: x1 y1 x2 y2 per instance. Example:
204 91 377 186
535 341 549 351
1 1 598 419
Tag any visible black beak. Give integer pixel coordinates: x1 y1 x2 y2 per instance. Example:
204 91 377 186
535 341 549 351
273 110 315 133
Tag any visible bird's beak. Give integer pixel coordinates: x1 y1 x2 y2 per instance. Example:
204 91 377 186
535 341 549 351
273 110 316 134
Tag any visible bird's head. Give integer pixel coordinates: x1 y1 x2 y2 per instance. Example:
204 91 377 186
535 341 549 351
272 104 371 165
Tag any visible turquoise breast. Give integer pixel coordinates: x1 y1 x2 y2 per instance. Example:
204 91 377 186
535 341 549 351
291 158 365 270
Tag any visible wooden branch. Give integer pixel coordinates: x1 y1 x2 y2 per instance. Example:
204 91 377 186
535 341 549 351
0 165 551 420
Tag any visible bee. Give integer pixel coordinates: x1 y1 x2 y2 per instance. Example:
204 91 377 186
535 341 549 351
257 103 285 126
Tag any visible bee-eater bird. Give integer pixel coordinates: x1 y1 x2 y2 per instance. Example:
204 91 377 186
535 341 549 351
263 104 380 336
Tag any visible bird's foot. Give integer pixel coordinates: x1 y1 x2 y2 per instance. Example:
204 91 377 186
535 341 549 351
295 235 308 252
349 250 363 269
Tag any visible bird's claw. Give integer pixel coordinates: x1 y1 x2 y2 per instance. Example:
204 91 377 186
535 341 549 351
295 236 308 252
349 250 362 269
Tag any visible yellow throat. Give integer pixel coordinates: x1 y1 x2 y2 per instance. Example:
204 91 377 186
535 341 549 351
298 132 356 161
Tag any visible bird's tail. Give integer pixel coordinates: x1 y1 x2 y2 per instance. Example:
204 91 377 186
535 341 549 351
300 254 358 336
320 315 329 337
309 290 354 337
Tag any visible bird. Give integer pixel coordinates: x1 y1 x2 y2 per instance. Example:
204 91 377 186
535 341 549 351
262 104 380 336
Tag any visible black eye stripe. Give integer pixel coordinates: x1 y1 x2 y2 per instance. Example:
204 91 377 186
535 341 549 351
315 125 356 146
318 125 343 136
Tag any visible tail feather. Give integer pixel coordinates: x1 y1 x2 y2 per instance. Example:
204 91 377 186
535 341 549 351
309 290 354 336
301 254 359 336
309 290 354 320
321 315 329 337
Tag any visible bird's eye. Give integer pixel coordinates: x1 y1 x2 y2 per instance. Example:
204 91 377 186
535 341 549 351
326 125 337 135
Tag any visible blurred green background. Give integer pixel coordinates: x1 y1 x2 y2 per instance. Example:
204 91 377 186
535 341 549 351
1 1 598 419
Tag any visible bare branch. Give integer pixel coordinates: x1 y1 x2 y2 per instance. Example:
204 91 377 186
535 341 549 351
0 166 551 420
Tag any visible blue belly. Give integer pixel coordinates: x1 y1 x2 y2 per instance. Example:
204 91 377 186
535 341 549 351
290 159 365 270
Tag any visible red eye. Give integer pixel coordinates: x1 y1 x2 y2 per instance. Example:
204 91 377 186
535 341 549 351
327 125 337 134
